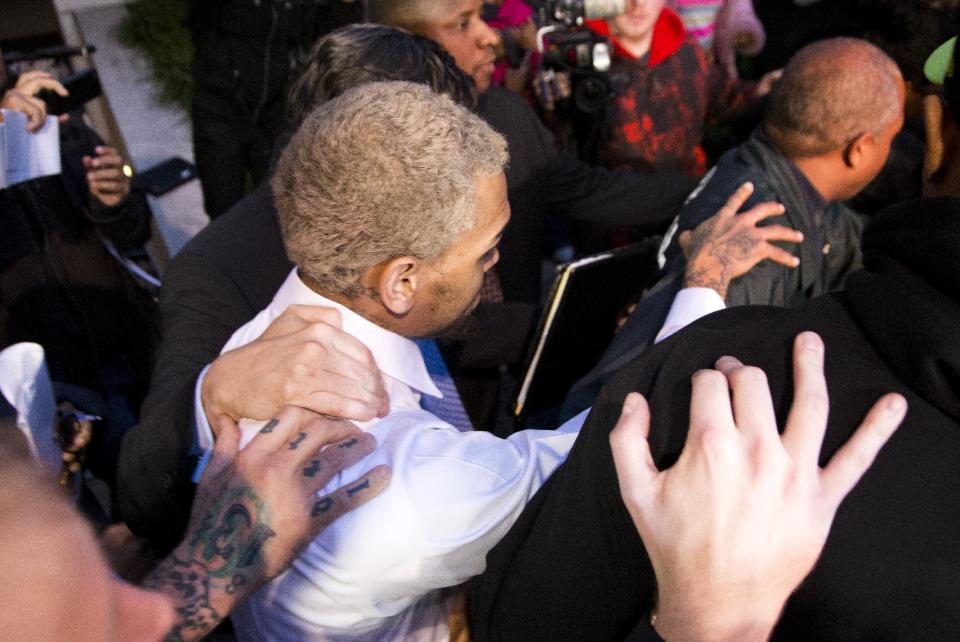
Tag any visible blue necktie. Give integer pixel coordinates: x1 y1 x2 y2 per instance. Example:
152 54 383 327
415 338 472 432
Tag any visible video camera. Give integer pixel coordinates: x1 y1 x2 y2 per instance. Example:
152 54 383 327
535 0 624 115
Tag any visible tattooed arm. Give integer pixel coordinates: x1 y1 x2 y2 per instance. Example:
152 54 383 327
682 182 803 300
143 407 391 641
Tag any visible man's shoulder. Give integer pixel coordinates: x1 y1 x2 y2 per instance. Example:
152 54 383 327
677 146 775 228
163 183 290 308
476 86 552 149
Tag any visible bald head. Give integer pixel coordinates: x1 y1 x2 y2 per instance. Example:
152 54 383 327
0 458 108 639
765 38 904 159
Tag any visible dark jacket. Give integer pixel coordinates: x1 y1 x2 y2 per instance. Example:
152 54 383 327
117 88 697 552
561 128 866 419
0 119 157 487
0 118 155 393
471 197 960 641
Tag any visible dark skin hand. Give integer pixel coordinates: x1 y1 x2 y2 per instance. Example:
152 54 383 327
143 406 390 641
682 182 803 300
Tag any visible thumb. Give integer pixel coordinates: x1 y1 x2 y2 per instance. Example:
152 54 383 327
609 393 659 502
202 416 242 482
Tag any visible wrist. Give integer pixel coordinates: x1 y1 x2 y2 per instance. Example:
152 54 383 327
682 264 729 301
653 590 780 642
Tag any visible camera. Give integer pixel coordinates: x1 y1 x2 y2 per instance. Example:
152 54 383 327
534 0 625 159
536 0 624 95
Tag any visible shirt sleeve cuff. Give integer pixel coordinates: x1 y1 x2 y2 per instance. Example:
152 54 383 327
654 287 726 344
191 364 215 483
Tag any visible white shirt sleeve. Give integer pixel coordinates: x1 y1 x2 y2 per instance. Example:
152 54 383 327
654 287 726 344
191 365 215 482
249 409 587 637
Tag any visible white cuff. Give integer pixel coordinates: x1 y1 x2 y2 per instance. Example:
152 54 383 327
192 364 215 482
654 287 726 344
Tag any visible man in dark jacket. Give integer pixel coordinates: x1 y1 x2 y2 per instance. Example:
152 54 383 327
561 37 905 419
469 36 960 641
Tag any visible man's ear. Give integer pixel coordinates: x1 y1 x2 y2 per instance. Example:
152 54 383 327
924 93 947 181
842 131 871 169
367 255 424 316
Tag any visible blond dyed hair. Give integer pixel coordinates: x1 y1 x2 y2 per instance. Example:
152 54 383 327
272 81 508 297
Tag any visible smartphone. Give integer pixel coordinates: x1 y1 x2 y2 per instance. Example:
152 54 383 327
37 68 103 116
133 157 198 196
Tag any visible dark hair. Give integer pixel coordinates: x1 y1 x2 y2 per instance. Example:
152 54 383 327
858 0 958 87
288 24 476 125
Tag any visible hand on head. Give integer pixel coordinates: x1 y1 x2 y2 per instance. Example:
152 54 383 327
610 331 906 641
681 181 803 300
202 305 390 434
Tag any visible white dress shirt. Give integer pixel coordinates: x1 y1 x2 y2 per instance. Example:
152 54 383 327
654 287 726 343
195 269 581 641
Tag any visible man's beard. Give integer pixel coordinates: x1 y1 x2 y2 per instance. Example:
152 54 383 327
430 309 479 341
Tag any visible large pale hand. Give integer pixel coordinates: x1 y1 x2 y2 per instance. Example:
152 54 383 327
610 332 906 641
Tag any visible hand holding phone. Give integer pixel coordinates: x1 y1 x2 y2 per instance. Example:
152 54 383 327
37 68 102 116
0 70 68 131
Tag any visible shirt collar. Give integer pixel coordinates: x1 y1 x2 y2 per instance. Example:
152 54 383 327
269 269 442 398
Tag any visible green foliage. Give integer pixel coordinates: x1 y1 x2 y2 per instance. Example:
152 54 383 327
117 0 192 111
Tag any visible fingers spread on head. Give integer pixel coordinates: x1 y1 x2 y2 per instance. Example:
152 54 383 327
688 369 736 442
819 393 905 511
782 332 830 466
610 392 658 495
727 365 778 445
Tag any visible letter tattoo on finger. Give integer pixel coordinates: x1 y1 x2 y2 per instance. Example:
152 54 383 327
346 479 371 497
312 497 335 517
261 418 279 434
303 459 321 477
289 431 307 450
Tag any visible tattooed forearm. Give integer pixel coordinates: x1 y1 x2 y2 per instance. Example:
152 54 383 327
146 486 277 641
685 239 734 300
143 557 224 642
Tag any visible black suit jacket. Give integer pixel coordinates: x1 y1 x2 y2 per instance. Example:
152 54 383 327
117 90 697 551
471 198 960 640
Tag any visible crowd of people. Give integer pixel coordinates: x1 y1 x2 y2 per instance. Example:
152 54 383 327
1 0 959 640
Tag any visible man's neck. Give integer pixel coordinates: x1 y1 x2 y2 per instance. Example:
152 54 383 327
615 33 654 60
790 156 842 203
299 270 412 337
